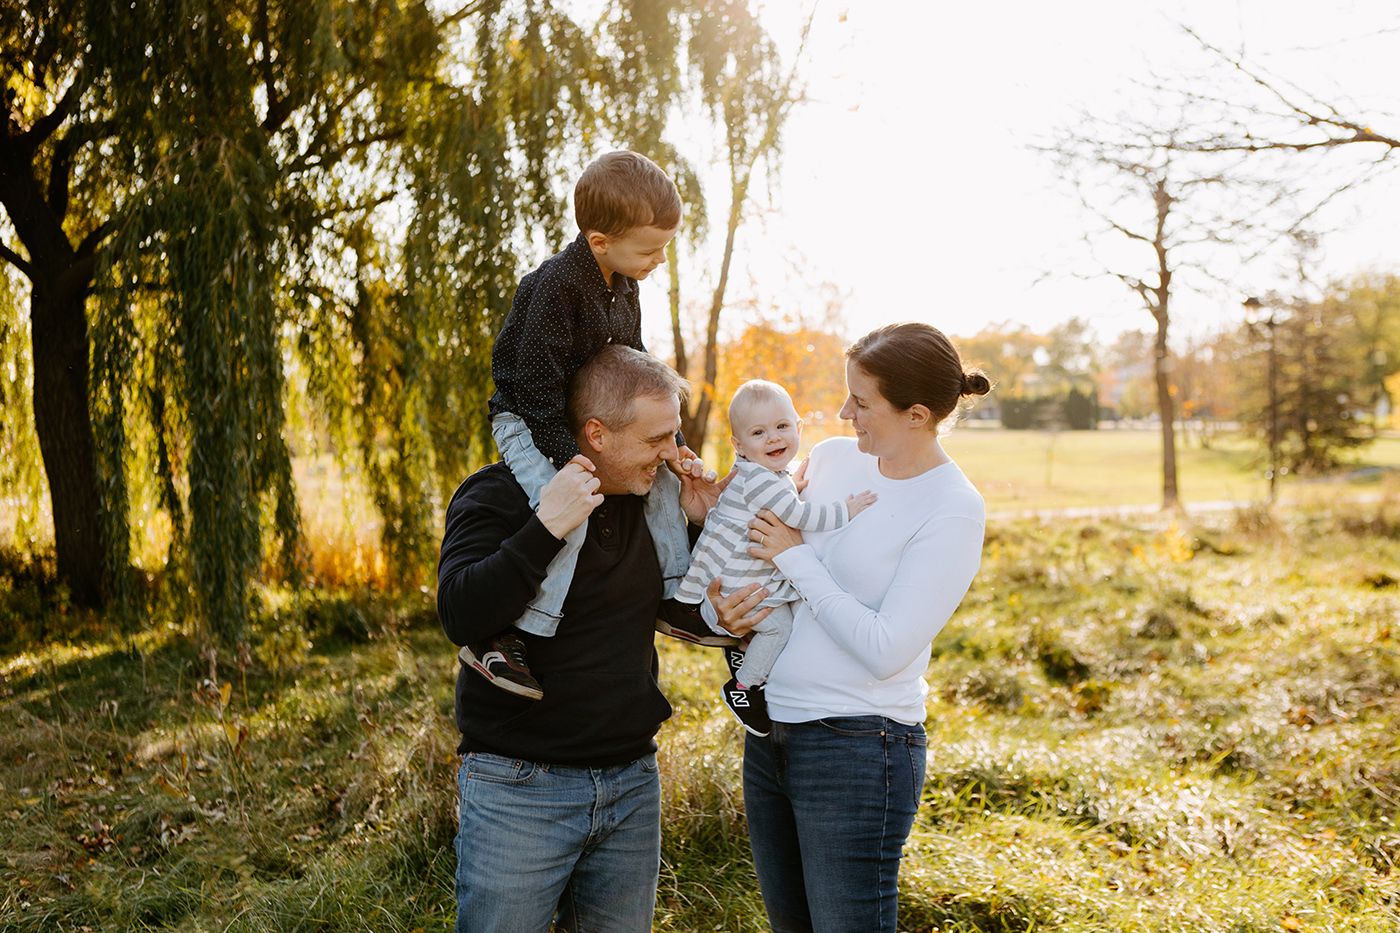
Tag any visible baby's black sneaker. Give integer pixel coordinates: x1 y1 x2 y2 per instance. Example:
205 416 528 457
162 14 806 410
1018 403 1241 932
722 645 747 680
722 677 771 737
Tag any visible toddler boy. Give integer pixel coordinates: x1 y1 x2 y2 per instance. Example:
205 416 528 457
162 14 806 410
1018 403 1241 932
467 150 728 700
674 380 876 735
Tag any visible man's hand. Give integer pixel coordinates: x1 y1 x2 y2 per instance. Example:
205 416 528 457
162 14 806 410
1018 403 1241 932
679 464 733 525
537 455 603 539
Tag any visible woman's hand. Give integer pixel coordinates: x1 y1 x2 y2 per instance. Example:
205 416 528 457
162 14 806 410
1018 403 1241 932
706 577 772 638
747 508 802 562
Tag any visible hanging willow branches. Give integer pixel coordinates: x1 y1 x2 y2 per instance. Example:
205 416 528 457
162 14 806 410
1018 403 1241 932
2 0 601 638
595 0 809 453
2 0 799 640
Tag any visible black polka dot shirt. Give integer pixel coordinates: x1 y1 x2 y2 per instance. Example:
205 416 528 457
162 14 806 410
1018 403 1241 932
489 231 650 469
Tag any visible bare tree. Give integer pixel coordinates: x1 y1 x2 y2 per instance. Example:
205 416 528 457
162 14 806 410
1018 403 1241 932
1037 109 1301 508
1173 27 1400 157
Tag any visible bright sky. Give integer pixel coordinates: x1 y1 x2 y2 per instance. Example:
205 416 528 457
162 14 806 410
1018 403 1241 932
639 0 1400 350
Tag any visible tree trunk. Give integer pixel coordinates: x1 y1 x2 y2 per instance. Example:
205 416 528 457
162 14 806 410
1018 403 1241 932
1153 314 1179 508
29 280 107 608
667 239 686 381
1150 180 1178 509
2 92 110 609
682 181 745 453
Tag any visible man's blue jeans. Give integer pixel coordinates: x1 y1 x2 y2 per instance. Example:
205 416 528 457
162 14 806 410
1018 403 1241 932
454 751 661 932
743 716 928 933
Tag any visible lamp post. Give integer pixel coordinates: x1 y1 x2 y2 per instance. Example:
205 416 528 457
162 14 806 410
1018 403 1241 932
1243 297 1279 503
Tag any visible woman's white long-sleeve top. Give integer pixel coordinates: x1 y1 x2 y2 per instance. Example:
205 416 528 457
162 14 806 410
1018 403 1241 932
766 437 985 725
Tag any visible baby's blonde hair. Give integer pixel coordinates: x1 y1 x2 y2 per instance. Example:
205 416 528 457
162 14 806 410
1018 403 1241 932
728 380 798 432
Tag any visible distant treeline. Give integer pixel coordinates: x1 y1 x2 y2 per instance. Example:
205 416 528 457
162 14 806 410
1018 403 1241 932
999 387 1100 430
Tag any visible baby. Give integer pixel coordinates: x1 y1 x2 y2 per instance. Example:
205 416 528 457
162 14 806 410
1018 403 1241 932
674 380 875 735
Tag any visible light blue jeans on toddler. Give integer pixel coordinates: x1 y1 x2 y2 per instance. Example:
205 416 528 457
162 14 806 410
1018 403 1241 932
492 412 691 636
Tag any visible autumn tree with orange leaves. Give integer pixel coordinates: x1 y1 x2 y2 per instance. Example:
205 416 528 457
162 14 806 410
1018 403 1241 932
705 304 850 472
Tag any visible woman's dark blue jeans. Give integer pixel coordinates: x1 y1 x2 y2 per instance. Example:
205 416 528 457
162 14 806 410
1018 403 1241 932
743 715 928 933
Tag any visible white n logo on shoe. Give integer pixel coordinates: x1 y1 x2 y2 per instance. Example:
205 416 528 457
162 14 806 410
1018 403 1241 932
728 689 750 708
477 651 507 675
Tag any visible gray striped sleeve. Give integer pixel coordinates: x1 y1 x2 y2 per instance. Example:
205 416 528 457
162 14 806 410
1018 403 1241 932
745 468 849 533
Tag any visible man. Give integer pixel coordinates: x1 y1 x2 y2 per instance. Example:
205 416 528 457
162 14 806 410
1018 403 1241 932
437 344 726 932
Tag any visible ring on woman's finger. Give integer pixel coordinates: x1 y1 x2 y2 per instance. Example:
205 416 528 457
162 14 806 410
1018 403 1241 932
759 533 766 546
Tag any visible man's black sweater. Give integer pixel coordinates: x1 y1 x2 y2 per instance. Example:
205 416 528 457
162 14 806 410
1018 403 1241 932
437 462 673 766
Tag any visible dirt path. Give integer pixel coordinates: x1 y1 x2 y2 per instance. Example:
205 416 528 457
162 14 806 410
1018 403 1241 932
988 491 1386 522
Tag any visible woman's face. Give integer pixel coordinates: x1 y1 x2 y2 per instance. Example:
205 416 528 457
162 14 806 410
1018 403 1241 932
838 361 906 456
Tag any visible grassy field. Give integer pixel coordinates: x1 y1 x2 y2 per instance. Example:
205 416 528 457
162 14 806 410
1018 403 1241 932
708 424 1400 514
943 427 1400 513
12 426 1387 567
3 491 1399 931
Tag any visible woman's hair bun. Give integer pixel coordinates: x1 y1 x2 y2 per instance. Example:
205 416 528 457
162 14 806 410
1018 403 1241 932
961 370 992 397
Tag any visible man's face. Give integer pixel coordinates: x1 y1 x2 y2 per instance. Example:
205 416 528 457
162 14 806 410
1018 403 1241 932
589 393 682 496
591 224 678 283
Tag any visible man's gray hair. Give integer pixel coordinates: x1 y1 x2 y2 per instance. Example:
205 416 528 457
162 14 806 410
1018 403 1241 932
568 345 690 433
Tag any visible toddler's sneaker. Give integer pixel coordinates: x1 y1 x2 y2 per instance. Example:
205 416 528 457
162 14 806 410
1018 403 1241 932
655 598 739 647
722 645 747 680
722 677 771 737
460 632 544 700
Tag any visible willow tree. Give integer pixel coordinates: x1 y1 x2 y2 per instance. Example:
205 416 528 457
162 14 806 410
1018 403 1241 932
2 0 597 638
592 0 810 452
594 0 706 380
677 2 810 452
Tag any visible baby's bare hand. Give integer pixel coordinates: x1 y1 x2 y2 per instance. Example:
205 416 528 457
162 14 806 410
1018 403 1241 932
846 490 877 519
791 456 811 493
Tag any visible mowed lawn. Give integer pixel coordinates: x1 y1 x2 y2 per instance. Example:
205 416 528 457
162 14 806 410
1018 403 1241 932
937 426 1399 512
716 423 1400 513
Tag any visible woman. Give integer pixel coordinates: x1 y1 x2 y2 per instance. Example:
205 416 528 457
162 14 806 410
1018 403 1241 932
707 321 992 933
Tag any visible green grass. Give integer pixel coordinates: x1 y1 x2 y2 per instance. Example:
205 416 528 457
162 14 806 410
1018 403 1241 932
726 423 1400 515
4 490 1400 931
941 427 1400 513
942 425 1260 511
